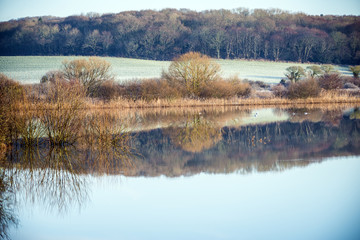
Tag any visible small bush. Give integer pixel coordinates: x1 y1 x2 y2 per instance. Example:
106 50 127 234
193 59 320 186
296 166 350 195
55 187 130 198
306 65 324 77
288 78 320 99
318 73 343 90
200 77 251 99
321 65 336 74
200 80 234 98
119 81 143 100
96 80 120 101
62 57 113 97
350 65 360 78
0 74 25 106
248 80 270 90
163 52 221 97
41 70 65 84
343 76 360 87
143 78 185 100
272 84 288 98
285 66 305 82
117 78 185 101
40 79 85 146
0 74 26 145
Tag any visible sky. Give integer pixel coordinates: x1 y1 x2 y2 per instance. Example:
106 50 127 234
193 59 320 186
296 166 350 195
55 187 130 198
0 0 359 22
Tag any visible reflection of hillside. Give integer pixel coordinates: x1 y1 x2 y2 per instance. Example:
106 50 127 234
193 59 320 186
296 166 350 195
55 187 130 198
1 108 359 177
2 109 359 179
129 114 360 177
90 105 356 132
3 106 357 236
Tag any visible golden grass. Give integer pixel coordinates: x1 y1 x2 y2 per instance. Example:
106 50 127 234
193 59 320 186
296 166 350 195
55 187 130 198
11 89 360 112
82 90 360 110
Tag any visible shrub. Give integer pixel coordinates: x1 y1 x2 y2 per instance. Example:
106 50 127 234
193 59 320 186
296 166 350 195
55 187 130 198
288 78 320 99
0 74 26 145
321 65 336 74
199 77 251 99
119 81 143 101
96 80 120 101
349 65 360 78
248 80 270 90
200 79 234 98
118 78 185 101
285 66 305 83
41 70 65 84
306 65 324 77
318 73 343 90
342 76 360 88
62 57 113 97
272 84 288 98
40 79 85 146
0 74 25 107
350 77 360 87
162 52 221 97
140 78 184 100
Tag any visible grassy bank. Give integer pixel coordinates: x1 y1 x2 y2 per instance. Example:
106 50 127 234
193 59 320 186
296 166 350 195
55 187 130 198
83 90 360 109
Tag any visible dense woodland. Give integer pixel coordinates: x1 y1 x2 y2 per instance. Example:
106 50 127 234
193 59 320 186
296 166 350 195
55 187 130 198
0 8 359 64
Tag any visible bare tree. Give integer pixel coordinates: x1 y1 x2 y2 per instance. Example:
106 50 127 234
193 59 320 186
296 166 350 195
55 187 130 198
162 52 221 97
62 57 113 96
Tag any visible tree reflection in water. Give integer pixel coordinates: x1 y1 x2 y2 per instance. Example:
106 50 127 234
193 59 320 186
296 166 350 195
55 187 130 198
4 146 88 214
0 112 136 237
0 169 18 240
130 107 360 176
166 114 222 153
0 106 359 237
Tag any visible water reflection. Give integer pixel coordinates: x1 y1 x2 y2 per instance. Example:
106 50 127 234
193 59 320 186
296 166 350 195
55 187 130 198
129 107 360 176
4 146 89 214
0 106 359 237
3 107 359 178
0 169 18 240
165 114 222 153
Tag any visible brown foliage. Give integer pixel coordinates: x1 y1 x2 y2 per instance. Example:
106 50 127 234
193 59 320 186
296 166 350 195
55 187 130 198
140 78 185 100
272 84 288 98
343 76 360 87
40 79 86 146
62 57 113 97
200 77 251 99
162 52 221 97
318 73 344 90
288 78 320 99
96 80 120 101
0 74 25 107
0 74 26 145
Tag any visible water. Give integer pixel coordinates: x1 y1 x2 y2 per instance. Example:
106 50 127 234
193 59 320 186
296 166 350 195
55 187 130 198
2 106 360 240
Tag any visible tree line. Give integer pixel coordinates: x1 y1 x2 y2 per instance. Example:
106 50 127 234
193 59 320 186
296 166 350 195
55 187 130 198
0 8 359 64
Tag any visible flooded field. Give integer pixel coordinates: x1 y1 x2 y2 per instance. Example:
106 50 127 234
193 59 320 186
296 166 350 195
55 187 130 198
2 106 360 240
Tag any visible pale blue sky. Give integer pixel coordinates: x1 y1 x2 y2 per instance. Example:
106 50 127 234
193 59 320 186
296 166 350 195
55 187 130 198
0 0 359 22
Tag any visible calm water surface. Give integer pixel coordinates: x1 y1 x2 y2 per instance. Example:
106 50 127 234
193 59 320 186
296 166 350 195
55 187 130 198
2 106 360 240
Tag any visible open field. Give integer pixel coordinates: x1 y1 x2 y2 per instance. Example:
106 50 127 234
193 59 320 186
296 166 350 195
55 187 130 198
0 56 352 84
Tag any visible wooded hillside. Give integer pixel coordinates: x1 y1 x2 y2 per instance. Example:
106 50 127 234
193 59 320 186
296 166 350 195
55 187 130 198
0 8 359 64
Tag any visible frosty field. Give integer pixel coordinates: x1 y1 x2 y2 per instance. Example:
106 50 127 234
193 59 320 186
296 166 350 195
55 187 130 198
0 56 352 84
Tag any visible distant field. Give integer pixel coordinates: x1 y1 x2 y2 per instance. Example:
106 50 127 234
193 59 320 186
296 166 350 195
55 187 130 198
0 56 352 84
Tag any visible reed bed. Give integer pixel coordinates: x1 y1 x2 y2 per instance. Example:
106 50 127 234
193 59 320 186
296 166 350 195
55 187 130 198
83 90 360 110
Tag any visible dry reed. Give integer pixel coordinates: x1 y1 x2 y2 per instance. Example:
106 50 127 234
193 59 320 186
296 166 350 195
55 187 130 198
82 90 360 110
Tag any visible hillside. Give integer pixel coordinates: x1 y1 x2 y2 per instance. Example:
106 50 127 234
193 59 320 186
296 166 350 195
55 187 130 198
0 8 359 64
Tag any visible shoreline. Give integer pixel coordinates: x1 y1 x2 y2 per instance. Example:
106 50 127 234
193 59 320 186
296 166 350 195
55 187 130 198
18 94 360 111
